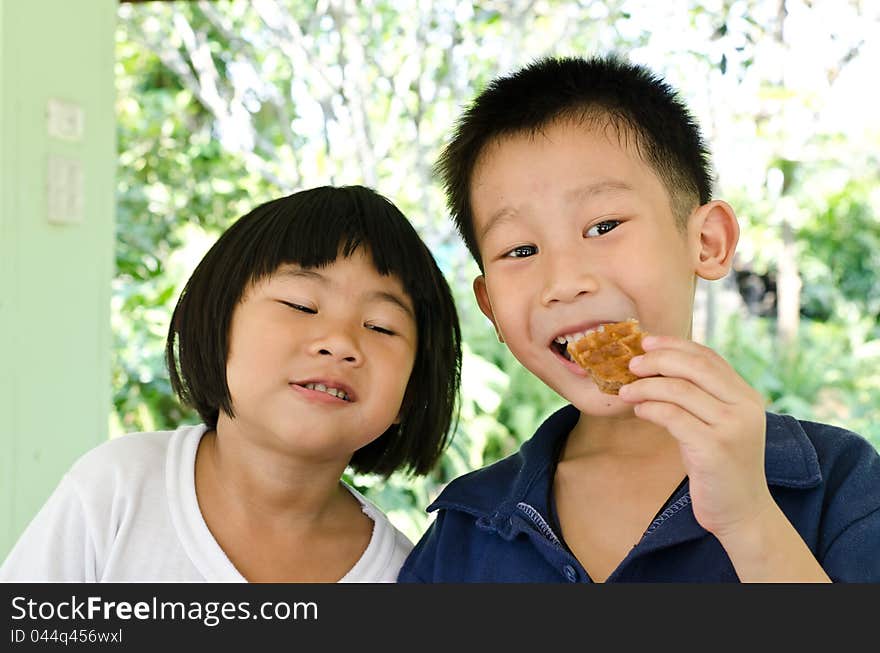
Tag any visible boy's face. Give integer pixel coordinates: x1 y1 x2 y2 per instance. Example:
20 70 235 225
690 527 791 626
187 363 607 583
470 120 701 416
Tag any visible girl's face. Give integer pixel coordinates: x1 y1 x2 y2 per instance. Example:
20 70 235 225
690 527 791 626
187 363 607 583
222 248 418 463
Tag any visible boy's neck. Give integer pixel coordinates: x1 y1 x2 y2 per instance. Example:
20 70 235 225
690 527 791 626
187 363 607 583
565 411 680 461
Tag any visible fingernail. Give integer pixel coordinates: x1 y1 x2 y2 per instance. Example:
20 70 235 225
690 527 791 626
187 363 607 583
641 336 656 348
629 355 643 369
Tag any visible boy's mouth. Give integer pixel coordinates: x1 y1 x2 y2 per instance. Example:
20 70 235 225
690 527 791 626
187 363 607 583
551 339 574 362
548 323 611 362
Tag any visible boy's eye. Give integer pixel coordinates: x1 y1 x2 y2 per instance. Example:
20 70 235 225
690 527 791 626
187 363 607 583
504 245 538 258
280 301 317 314
365 323 396 336
584 220 621 237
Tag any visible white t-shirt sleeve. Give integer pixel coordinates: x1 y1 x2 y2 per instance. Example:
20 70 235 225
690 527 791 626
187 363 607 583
338 484 414 582
2 429 412 583
0 474 98 582
0 429 177 583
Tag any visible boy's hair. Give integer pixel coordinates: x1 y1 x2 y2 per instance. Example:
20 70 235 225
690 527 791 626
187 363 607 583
166 185 461 477
436 54 713 269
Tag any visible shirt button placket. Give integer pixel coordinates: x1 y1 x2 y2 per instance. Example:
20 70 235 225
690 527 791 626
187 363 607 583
563 565 578 582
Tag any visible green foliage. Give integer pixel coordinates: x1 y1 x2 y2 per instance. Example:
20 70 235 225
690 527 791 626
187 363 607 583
798 181 880 328
114 1 880 541
717 313 880 448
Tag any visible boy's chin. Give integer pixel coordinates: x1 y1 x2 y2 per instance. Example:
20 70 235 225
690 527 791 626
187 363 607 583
566 388 636 417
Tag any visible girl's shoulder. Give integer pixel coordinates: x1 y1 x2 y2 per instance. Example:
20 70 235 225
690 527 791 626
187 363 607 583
66 424 207 488
339 482 414 582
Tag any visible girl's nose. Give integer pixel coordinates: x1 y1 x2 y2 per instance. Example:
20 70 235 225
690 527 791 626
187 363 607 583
310 330 363 365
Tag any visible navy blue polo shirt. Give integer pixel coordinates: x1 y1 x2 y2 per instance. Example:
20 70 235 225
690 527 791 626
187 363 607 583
399 405 880 582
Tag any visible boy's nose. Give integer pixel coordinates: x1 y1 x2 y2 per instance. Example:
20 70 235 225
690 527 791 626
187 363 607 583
540 249 599 305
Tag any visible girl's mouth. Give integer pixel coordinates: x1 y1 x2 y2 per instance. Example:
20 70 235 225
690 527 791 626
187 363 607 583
294 382 352 402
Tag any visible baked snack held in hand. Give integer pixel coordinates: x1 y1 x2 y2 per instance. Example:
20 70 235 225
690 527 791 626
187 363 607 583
566 319 647 394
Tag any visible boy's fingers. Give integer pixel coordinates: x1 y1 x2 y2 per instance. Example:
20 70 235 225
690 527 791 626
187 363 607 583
629 344 744 405
632 400 710 446
641 334 708 353
619 376 721 426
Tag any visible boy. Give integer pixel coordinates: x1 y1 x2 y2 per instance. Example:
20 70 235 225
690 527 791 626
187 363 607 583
398 56 880 582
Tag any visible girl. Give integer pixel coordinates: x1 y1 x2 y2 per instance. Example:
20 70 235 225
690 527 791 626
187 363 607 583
0 185 461 582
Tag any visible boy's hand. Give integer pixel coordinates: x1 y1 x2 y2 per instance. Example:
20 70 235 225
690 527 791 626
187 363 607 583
617 335 774 541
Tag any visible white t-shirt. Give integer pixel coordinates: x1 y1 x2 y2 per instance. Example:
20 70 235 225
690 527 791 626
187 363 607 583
0 425 412 582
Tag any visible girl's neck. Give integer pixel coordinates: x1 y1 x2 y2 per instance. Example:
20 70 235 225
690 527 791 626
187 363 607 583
196 420 355 528
193 422 373 582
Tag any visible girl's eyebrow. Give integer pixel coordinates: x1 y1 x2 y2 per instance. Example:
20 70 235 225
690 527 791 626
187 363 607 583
276 267 324 282
275 266 415 319
366 290 415 320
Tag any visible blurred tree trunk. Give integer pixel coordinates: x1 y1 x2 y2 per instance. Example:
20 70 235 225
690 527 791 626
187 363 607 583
777 210 802 345
772 0 801 348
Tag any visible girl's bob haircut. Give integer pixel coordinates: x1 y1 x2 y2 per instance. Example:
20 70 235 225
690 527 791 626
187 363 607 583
166 185 461 477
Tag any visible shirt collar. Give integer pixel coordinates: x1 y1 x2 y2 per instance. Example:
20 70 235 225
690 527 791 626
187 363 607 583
431 405 823 517
764 412 823 487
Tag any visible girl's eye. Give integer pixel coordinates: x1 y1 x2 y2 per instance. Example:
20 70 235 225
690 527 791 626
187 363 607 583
504 245 538 258
280 301 316 314
365 324 396 336
585 220 621 237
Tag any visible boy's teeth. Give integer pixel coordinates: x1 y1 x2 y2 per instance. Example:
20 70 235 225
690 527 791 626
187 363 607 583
557 326 604 344
557 332 583 345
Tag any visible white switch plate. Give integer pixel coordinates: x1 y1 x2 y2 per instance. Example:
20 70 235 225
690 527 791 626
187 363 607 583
47 154 84 225
47 98 85 142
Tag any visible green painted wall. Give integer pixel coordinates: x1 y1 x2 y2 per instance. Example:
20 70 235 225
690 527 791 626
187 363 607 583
0 0 117 557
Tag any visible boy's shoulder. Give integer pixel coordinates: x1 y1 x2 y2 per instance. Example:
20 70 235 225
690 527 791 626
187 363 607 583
428 405 580 517
766 413 880 542
427 449 526 518
767 413 880 487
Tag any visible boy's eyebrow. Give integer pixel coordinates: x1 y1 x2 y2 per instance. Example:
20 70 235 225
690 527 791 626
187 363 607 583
479 179 634 241
478 208 518 242
566 179 634 202
274 266 415 319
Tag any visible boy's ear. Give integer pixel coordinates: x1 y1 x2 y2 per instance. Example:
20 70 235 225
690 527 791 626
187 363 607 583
690 200 740 281
473 275 504 343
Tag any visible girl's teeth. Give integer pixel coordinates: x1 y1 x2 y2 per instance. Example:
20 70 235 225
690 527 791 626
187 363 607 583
303 383 349 401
